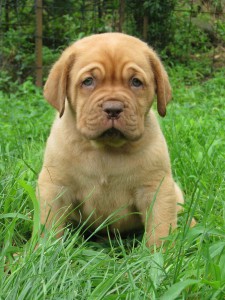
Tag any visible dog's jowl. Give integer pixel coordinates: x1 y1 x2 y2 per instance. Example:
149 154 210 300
37 33 184 246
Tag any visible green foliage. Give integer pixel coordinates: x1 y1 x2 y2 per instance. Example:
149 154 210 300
0 0 35 86
144 0 177 50
1 28 34 84
0 68 225 298
217 19 225 44
0 0 225 90
164 13 211 62
125 0 176 50
0 0 121 90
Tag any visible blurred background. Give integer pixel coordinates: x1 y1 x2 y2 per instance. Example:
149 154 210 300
0 0 225 90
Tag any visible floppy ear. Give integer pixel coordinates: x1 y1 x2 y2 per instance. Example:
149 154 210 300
44 49 75 117
148 49 172 117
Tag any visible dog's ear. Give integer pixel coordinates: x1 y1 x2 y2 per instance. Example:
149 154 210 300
148 49 172 117
44 48 75 117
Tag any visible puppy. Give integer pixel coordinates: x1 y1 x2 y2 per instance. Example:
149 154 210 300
37 33 184 246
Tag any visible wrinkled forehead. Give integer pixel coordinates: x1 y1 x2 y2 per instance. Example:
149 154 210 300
72 36 152 77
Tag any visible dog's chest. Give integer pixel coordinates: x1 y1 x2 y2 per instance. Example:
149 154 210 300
71 148 141 190
71 173 141 232
73 166 136 207
68 153 142 226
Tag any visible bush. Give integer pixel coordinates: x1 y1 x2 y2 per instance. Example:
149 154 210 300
125 0 176 51
1 29 35 85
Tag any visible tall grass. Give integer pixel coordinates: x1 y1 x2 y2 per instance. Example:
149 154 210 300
0 68 225 299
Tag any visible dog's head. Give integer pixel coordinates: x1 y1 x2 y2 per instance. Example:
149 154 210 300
44 33 171 146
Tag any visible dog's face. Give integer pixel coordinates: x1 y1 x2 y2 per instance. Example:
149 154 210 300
44 33 171 146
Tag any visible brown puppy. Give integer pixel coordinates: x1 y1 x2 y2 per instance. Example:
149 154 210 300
37 33 184 246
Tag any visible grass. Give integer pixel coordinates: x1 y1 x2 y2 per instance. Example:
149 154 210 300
0 67 225 299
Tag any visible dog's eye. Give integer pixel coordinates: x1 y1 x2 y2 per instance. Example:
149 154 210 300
82 77 94 87
130 77 143 88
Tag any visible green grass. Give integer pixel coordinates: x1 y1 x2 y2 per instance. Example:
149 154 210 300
0 67 225 299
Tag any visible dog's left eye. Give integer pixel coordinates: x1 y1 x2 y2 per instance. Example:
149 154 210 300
82 77 94 87
130 77 143 88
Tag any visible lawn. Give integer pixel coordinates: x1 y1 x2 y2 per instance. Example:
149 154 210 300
0 66 225 299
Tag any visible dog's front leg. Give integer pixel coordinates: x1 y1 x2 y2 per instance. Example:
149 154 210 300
136 176 180 247
37 171 71 238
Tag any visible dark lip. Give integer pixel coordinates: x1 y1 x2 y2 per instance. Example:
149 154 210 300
99 128 125 139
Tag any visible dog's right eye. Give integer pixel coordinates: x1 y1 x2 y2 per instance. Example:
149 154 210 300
130 77 143 88
82 77 94 87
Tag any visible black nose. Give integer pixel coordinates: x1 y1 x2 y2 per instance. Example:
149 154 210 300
102 101 124 119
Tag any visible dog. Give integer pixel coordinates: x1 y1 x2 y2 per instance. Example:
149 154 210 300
37 32 185 246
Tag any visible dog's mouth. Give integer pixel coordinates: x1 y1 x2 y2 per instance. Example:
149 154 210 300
100 128 125 140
